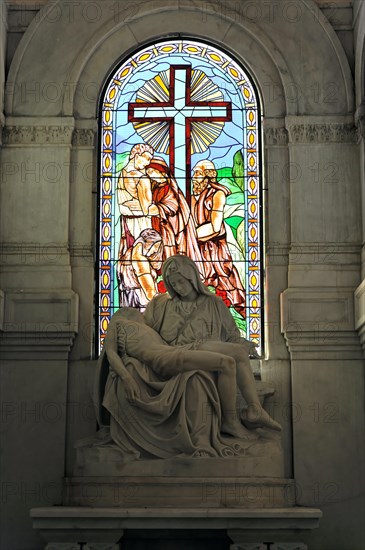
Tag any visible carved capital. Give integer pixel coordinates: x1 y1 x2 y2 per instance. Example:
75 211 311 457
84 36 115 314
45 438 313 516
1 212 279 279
230 544 266 550
0 289 4 330
45 544 81 550
271 545 307 550
3 125 73 145
69 243 94 262
83 544 120 550
264 127 288 146
286 122 358 144
355 104 365 139
72 128 96 147
287 242 361 266
281 288 363 360
0 111 4 145
0 290 79 359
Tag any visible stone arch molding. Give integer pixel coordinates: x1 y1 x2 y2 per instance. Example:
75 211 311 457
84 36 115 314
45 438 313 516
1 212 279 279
5 0 354 120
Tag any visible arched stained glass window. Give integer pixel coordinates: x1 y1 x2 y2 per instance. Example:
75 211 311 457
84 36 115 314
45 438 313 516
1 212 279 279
97 38 263 354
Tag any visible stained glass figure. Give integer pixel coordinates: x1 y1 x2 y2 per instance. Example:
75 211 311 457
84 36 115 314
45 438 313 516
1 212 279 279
98 39 263 354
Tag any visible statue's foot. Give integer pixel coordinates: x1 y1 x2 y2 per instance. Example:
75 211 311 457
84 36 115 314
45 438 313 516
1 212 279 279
221 420 257 440
194 450 211 458
243 407 282 432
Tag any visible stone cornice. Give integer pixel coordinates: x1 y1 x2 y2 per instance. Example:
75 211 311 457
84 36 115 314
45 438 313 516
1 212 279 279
3 125 74 145
264 127 288 146
287 242 362 266
0 112 4 145
0 289 78 360
0 243 71 266
281 288 363 360
286 122 358 144
2 116 74 145
2 118 98 146
355 104 365 139
72 128 97 147
266 242 361 268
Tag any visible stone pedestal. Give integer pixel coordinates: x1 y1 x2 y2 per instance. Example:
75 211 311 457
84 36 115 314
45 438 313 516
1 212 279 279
64 476 295 509
30 507 322 550
73 434 284 478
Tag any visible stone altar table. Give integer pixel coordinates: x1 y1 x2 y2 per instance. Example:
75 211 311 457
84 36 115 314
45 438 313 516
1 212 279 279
30 506 322 550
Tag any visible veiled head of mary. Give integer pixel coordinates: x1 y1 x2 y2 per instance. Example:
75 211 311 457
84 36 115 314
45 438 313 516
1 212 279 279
162 255 211 300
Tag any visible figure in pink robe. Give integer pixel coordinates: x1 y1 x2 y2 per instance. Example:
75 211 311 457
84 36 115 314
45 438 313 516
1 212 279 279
191 159 246 318
146 157 203 273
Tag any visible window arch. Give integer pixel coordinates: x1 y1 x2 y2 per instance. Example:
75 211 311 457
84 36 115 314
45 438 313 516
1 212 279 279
97 38 263 353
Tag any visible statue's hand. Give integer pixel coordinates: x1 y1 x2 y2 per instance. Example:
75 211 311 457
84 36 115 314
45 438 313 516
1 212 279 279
123 375 140 401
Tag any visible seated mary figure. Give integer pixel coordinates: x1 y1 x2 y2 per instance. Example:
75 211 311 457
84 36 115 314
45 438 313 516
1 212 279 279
94 255 280 461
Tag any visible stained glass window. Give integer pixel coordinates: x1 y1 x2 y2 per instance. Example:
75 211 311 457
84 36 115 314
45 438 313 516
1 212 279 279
97 39 263 354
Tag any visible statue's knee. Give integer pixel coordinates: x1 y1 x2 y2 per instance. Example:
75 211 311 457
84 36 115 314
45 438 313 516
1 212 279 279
221 356 235 372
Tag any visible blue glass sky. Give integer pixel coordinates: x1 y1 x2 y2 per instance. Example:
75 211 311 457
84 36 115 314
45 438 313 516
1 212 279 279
110 51 252 179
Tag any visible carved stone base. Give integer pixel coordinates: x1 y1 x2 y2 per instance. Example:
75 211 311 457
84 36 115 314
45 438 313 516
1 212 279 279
83 545 120 550
231 544 268 550
64 476 295 509
31 507 321 549
45 543 120 550
272 545 307 550
230 545 307 550
73 428 283 479
228 529 312 550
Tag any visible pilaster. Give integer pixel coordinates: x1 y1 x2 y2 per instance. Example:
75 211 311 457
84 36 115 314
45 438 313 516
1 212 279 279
262 117 292 478
282 114 362 361
68 119 97 360
0 116 79 358
354 103 365 352
280 114 364 550
0 116 79 550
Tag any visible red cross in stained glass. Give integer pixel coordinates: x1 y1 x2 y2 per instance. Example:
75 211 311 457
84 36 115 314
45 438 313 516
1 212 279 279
128 65 232 202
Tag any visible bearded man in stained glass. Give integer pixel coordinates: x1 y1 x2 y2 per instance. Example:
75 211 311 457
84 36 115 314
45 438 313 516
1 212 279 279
191 160 246 318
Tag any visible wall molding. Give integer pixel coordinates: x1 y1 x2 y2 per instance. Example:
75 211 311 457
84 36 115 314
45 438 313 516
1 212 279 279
2 116 74 145
72 128 97 147
0 289 79 359
264 127 289 146
286 122 358 144
281 288 363 359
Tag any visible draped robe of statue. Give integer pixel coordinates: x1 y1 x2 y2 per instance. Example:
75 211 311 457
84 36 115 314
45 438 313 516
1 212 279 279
86 255 269 462
144 292 251 351
95 310 254 459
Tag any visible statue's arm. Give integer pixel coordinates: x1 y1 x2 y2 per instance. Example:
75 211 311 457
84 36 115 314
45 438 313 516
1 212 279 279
214 296 241 343
104 323 140 400
215 297 258 354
